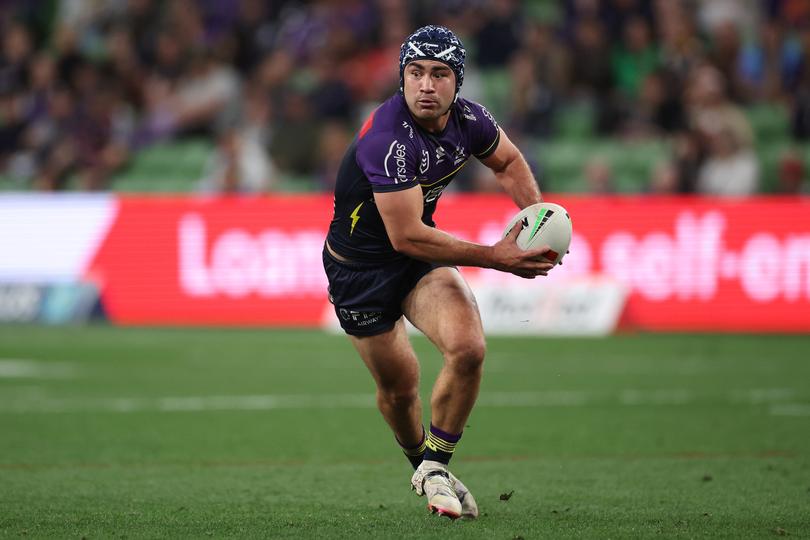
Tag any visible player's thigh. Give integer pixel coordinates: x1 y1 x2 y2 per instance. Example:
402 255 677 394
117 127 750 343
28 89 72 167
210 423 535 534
401 267 485 356
349 318 420 393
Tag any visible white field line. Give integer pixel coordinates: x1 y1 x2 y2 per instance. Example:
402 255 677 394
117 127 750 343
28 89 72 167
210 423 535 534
0 359 75 379
0 388 804 415
769 404 810 416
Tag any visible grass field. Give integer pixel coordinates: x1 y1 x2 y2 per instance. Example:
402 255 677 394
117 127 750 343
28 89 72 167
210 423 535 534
1 326 809 539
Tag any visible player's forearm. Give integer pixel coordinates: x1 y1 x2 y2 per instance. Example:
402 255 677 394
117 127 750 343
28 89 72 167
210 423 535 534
390 224 496 268
495 156 543 209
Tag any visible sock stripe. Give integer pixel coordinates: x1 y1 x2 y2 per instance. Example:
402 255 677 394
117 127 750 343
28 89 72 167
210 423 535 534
402 439 427 456
424 425 462 465
429 424 462 443
426 432 457 454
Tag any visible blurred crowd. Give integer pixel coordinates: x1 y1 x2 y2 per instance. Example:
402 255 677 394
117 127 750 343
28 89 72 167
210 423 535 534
1 0 809 194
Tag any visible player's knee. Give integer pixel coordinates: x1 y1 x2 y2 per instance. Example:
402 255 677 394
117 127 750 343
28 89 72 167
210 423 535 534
445 338 486 375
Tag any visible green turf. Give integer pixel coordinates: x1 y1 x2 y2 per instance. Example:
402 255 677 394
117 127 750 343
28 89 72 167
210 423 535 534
1 327 808 539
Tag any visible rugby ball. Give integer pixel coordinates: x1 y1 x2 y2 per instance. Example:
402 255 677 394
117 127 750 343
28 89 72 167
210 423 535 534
503 202 572 265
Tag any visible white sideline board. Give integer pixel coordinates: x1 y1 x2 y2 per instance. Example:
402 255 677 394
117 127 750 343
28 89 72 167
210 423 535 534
322 277 627 337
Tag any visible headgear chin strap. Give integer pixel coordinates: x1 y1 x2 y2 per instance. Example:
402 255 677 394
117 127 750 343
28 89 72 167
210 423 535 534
399 25 466 101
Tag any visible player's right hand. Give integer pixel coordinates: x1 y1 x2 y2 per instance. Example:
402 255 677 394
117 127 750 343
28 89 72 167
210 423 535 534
491 222 555 279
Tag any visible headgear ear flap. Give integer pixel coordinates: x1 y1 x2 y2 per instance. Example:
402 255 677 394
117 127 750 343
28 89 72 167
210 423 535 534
399 25 466 100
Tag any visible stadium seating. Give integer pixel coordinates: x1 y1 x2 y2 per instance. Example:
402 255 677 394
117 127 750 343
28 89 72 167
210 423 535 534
110 138 212 193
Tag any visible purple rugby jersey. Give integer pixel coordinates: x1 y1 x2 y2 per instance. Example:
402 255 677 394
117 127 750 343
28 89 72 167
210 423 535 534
326 94 500 263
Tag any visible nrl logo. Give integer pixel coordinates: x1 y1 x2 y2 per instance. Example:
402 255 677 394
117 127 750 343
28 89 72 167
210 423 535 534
419 149 429 174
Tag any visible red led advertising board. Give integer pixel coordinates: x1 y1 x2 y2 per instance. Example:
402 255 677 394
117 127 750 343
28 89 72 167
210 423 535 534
2 194 808 331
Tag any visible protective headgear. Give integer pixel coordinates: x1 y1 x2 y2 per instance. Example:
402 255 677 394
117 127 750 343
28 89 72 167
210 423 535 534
399 25 466 99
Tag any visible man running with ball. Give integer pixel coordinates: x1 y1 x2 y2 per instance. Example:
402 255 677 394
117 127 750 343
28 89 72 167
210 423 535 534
323 25 553 519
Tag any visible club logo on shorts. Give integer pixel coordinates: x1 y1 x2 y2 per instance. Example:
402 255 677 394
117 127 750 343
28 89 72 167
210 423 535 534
339 308 383 326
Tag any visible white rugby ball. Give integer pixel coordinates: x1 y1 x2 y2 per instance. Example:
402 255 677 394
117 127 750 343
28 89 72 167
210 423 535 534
503 202 572 265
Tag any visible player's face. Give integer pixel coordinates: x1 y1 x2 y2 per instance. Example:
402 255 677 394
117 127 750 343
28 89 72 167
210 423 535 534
403 60 455 130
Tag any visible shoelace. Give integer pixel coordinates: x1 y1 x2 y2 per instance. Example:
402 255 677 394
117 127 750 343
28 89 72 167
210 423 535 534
421 470 453 496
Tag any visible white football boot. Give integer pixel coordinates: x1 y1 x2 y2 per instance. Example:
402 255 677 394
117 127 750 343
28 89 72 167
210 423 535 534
447 470 479 519
410 460 462 519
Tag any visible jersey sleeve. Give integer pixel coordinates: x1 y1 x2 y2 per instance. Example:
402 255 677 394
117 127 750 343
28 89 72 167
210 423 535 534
355 129 420 193
462 100 501 159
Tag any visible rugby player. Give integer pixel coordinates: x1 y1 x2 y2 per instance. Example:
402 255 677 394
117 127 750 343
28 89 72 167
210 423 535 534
323 25 554 519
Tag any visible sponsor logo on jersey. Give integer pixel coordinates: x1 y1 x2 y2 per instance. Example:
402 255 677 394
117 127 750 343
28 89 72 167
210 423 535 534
481 105 498 128
462 104 477 121
402 121 414 139
435 146 446 164
384 140 409 183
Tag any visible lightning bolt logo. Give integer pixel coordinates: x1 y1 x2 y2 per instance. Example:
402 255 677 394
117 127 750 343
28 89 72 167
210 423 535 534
349 201 364 235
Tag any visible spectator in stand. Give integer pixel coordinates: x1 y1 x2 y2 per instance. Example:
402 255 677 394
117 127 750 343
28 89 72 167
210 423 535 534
568 15 616 133
655 0 704 84
2 52 57 181
620 69 685 137
139 44 240 144
706 20 745 102
648 159 680 193
671 130 705 193
309 51 357 122
473 0 524 68
269 89 320 178
198 82 275 194
601 0 655 43
254 49 294 109
506 20 570 138
507 49 554 138
29 70 132 191
344 11 408 107
687 65 759 195
104 25 147 110
316 120 353 191
0 21 33 173
696 126 759 195
789 27 810 140
697 0 757 38
611 15 658 101
229 0 278 76
583 155 615 193
0 20 33 97
776 149 809 194
739 19 795 102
